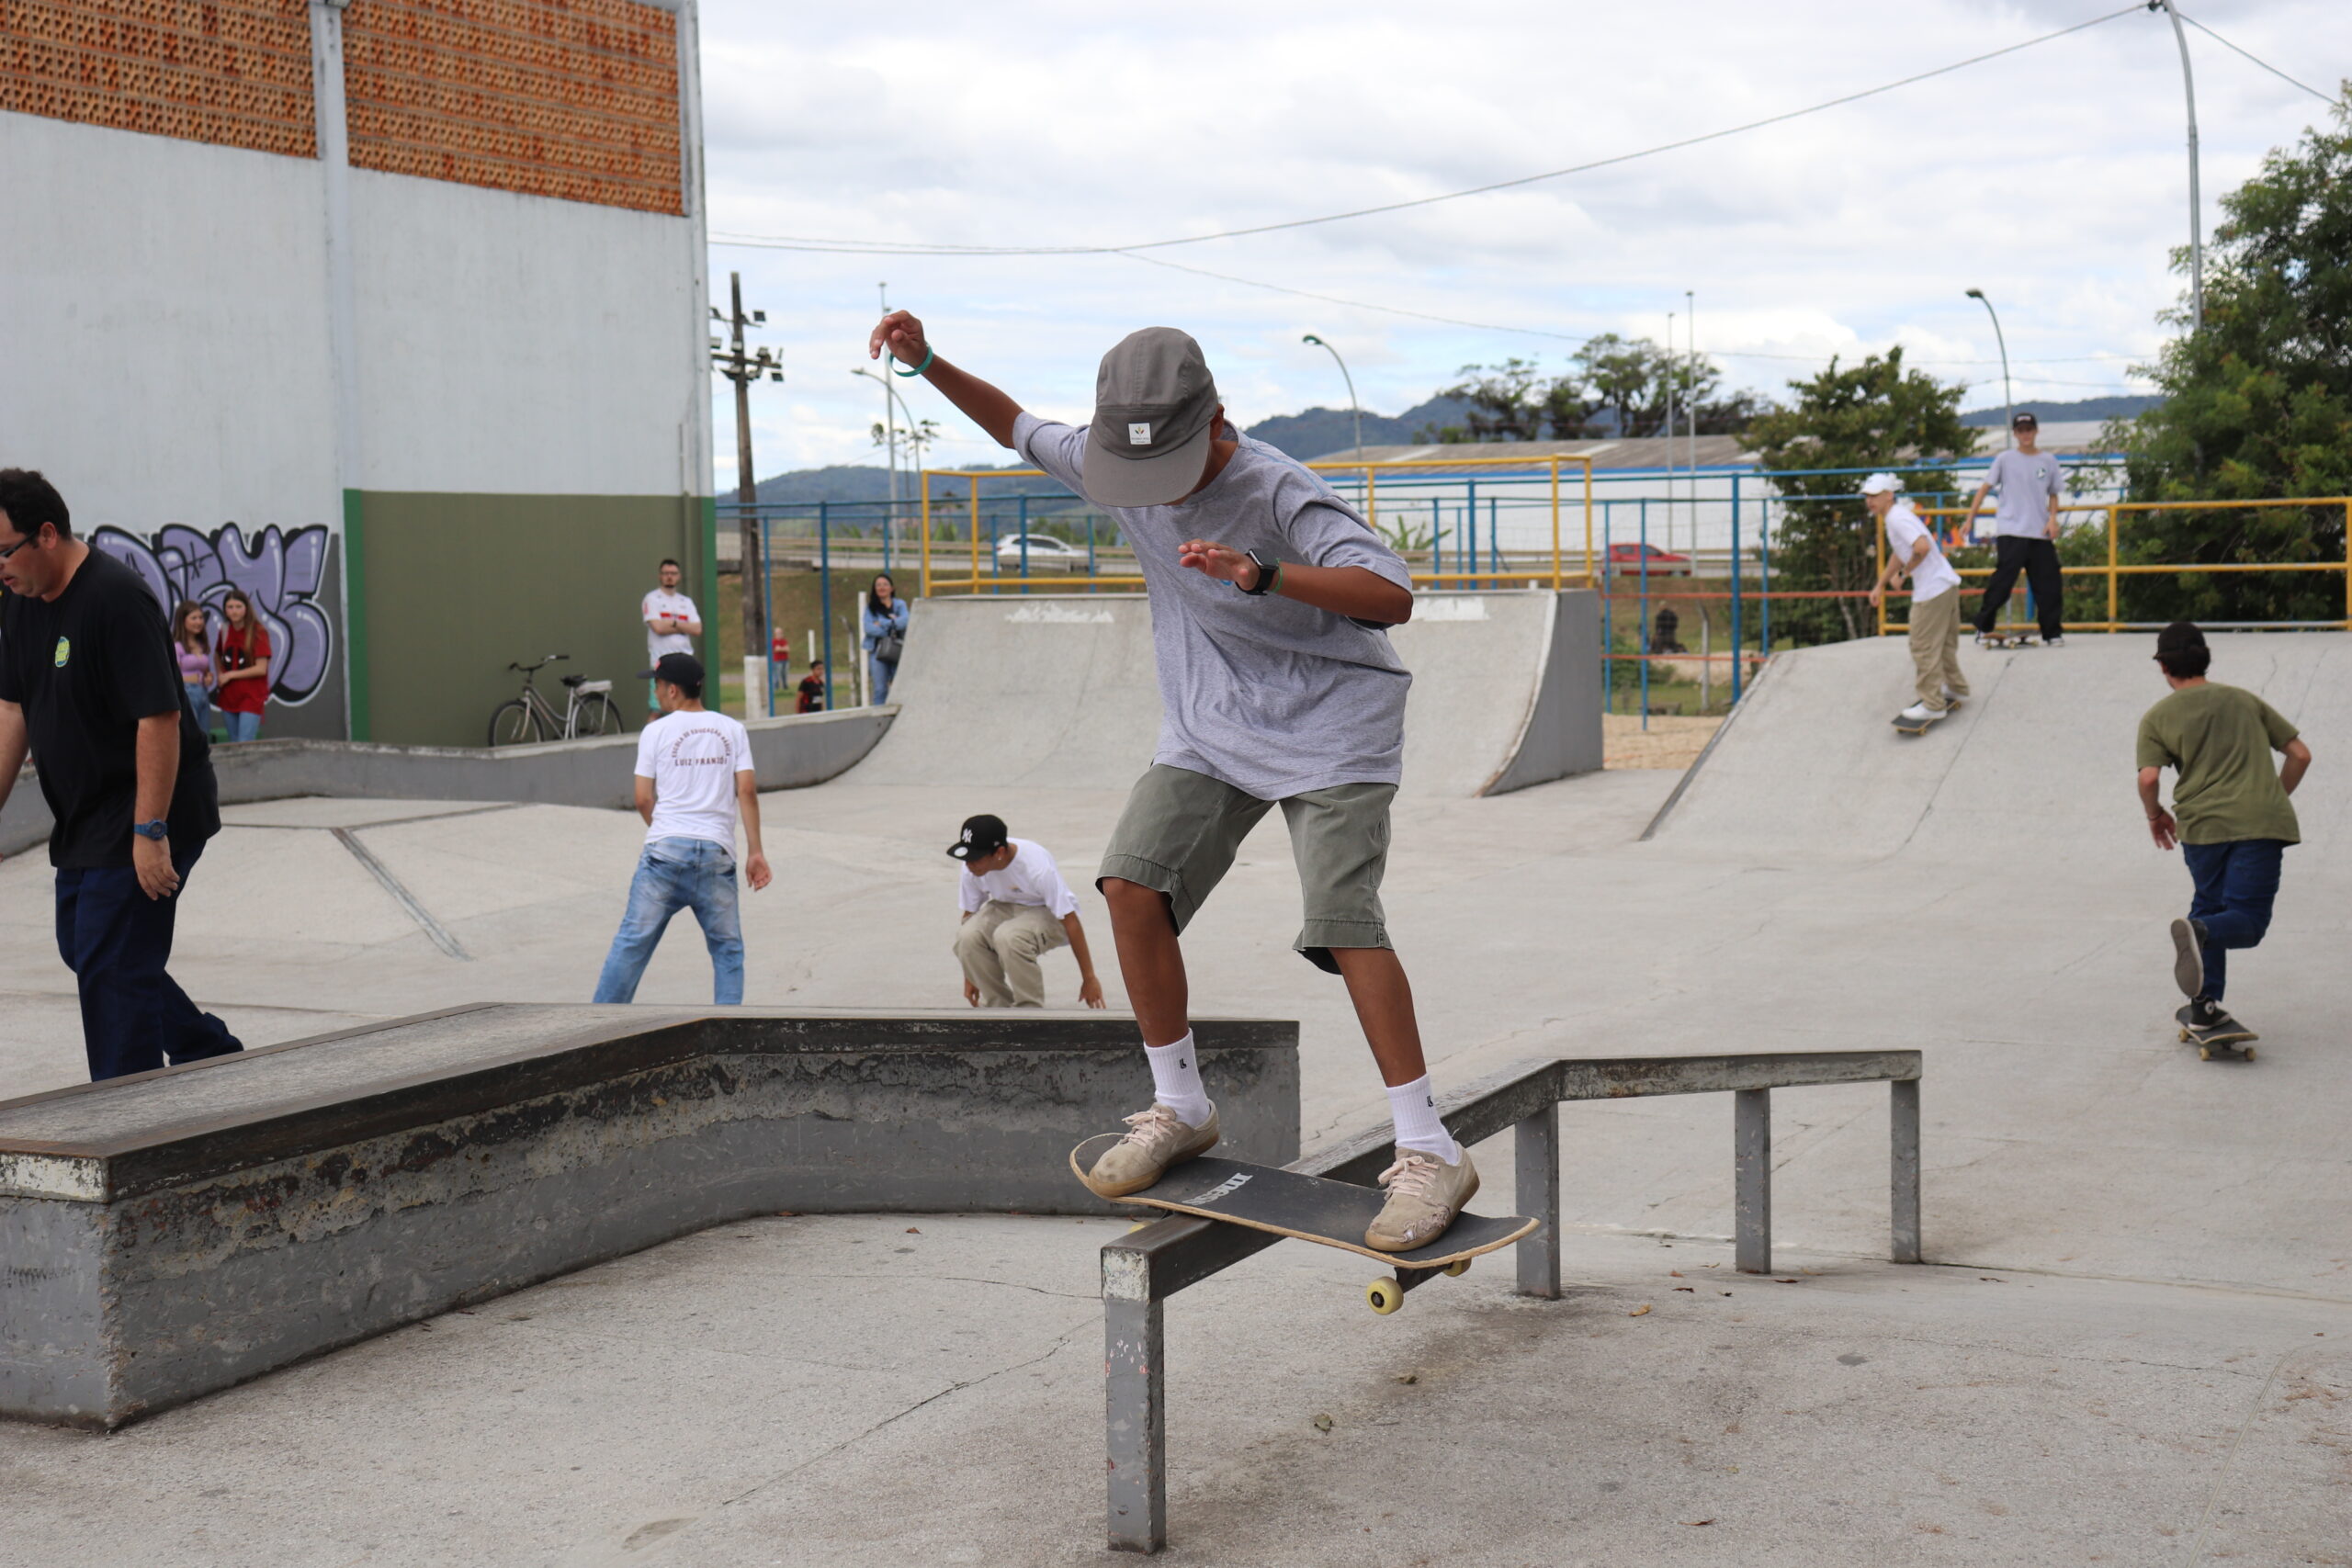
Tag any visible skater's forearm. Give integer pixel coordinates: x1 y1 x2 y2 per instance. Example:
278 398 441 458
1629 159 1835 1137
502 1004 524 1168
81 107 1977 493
2280 738 2312 795
1181 542 1413 624
735 773 764 862
2137 766 2177 849
1962 484 1990 533
869 311 1023 448
1063 913 1106 1008
633 776 656 826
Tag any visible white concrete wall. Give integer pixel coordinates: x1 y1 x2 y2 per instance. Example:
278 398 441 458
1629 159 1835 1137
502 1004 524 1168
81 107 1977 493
348 169 702 498
0 112 338 531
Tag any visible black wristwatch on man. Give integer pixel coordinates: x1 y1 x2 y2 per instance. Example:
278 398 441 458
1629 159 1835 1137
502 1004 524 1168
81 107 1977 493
1238 549 1282 597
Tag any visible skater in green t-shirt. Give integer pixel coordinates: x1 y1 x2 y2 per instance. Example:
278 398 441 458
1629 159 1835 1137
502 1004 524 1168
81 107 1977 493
2135 622 2314 1050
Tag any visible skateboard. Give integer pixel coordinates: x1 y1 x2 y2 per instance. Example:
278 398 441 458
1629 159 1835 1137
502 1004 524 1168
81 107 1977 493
1892 710 1947 737
1977 630 2038 649
2177 1003 2258 1062
1070 1140 1539 1314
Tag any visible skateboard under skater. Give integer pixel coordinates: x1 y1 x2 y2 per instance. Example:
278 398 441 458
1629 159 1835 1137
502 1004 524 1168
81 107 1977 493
1976 630 2039 649
2177 1003 2258 1062
1892 708 1949 738
1070 1139 1539 1314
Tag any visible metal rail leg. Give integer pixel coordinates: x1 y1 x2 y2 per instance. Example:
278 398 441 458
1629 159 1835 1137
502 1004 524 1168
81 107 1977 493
1734 1088 1770 1274
1514 1102 1562 1298
1890 1077 1922 1264
1104 1291 1166 1552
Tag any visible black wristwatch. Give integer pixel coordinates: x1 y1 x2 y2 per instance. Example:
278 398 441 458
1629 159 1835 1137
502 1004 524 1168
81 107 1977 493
1238 549 1282 596
132 819 170 841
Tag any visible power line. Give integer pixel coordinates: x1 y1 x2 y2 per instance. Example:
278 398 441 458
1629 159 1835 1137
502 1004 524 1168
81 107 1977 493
2175 9 2339 104
709 3 2144 258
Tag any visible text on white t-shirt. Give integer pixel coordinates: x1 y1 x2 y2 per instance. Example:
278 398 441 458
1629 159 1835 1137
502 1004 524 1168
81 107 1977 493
643 589 699 660
636 708 752 849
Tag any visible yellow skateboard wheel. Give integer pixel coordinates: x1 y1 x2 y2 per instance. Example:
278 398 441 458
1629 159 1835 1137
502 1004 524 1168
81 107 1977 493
1444 1258 1471 1278
1366 1277 1404 1314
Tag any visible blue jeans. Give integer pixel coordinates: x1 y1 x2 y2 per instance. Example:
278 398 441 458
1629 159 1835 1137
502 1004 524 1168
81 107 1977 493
2181 838 2287 1001
182 683 214 734
56 840 243 1080
220 709 261 742
870 654 897 705
593 837 744 1004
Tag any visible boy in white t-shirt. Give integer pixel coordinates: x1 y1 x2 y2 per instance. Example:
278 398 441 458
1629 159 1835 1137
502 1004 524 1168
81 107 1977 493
947 813 1106 1009
640 558 703 717
593 653 771 1004
1865 472 1971 726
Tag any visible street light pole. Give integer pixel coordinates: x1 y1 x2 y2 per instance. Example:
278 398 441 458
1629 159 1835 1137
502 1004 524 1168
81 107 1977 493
1965 288 2015 449
2152 0 2203 332
1301 334 1363 457
711 271 781 715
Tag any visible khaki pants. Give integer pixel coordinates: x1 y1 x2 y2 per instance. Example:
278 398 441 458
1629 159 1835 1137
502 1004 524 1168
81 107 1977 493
954 899 1068 1007
1908 586 1969 710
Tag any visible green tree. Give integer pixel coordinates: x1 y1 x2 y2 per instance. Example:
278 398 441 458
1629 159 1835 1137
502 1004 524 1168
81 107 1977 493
1421 338 1764 443
2099 92 2352 625
1424 356 1589 442
1747 348 1971 643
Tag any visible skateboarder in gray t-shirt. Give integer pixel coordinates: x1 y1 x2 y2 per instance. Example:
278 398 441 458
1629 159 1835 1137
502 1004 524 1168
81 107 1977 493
1960 411 2067 646
867 309 1477 1253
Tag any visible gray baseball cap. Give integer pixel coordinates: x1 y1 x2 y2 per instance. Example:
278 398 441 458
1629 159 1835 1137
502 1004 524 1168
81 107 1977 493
1083 327 1220 508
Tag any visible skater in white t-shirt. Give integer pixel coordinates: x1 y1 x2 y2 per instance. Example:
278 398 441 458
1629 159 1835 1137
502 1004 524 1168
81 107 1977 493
1865 473 1971 726
947 813 1106 1009
593 653 771 1004
869 307 1476 1254
640 558 703 717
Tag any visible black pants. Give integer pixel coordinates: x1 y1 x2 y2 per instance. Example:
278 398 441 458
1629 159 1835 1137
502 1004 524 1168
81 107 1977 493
55 839 243 1081
1974 536 2064 637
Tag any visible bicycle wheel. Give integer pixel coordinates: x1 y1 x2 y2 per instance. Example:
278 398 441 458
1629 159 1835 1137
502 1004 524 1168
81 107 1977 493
488 699 543 747
570 693 622 739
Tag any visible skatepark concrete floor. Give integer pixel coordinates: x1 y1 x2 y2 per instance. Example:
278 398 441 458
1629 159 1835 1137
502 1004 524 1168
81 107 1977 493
3 633 2347 1564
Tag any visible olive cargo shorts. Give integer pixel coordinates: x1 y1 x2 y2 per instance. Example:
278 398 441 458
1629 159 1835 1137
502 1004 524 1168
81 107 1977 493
1097 763 1394 974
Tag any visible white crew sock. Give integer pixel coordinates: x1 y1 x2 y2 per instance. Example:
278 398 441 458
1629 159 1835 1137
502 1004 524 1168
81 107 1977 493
1145 1033 1213 1127
1386 1075 1462 1164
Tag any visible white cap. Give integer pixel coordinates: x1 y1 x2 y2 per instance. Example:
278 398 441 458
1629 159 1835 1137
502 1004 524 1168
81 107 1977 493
1859 472 1903 496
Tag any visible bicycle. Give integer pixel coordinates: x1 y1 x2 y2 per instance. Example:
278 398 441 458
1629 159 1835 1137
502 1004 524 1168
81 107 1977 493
486 654 622 746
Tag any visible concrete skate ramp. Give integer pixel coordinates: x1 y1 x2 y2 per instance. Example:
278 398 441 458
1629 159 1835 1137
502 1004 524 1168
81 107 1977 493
1652 631 2350 863
852 591 1600 796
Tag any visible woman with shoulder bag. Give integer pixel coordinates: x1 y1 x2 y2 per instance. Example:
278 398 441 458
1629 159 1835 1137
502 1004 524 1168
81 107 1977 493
862 572 910 705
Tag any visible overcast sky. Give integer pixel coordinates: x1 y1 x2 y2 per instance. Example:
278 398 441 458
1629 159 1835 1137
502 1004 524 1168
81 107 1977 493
695 0 2345 477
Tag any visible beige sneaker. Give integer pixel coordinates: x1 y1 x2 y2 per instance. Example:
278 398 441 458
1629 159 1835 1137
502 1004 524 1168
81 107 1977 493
1364 1146 1479 1252
1083 1103 1219 1198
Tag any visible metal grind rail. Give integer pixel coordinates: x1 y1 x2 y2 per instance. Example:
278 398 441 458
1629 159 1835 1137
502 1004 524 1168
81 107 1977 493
1098 1049 1924 1552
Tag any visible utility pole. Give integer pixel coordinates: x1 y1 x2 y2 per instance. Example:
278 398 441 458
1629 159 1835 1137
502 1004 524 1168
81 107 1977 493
1664 311 1677 556
2152 0 2203 332
1685 290 1697 559
712 271 781 716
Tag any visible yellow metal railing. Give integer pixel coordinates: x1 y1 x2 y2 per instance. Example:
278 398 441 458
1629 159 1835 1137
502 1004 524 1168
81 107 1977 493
1876 496 2352 635
917 453 1598 597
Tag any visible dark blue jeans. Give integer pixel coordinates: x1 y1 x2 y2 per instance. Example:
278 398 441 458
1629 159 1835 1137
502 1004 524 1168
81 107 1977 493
56 840 243 1081
2181 838 2287 1001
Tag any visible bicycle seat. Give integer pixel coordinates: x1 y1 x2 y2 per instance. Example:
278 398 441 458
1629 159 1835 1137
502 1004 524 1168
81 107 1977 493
561 673 587 687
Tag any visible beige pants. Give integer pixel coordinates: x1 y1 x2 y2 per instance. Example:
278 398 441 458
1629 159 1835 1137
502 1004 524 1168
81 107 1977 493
954 899 1068 1007
1908 586 1970 710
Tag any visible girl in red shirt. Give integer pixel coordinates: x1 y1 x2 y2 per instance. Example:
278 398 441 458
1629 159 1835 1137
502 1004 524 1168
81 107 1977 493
214 589 272 742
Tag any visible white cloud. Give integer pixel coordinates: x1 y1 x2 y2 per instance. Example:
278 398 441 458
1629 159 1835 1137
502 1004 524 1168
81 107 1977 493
700 0 2346 471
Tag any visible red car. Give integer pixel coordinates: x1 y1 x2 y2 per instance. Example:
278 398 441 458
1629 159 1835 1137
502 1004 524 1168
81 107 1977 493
1604 541 1695 578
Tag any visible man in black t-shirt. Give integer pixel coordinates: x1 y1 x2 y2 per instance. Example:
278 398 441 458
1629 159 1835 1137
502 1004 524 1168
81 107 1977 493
0 469 241 1081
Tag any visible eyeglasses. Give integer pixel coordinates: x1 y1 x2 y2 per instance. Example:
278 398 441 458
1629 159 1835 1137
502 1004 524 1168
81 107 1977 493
0 533 32 561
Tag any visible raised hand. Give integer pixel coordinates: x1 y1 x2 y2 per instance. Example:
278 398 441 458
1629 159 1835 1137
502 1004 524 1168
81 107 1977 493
869 310 930 368
1177 539 1259 590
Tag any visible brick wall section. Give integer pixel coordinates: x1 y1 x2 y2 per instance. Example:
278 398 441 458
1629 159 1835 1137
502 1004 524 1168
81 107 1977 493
343 0 682 215
0 0 318 158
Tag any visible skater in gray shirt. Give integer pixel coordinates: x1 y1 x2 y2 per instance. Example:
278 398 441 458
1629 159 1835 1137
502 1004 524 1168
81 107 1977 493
868 308 1477 1252
1960 411 2068 646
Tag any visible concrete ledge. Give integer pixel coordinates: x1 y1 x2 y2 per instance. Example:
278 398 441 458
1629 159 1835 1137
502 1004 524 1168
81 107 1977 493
0 1005 1297 1428
0 705 896 857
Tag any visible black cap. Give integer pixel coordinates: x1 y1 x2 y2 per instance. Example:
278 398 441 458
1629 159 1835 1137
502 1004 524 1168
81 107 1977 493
640 651 705 688
947 813 1009 862
2154 620 2207 657
2011 410 2039 428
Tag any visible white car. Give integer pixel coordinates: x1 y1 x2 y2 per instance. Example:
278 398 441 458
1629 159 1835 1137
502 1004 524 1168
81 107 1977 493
994 533 1091 571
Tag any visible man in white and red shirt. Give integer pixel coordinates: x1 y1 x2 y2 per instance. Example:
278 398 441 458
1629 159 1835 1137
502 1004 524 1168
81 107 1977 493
593 653 770 1004
640 558 702 718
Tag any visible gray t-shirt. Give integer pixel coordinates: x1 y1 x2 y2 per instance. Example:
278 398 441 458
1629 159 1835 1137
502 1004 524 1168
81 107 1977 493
1984 448 2064 538
1014 412 1413 798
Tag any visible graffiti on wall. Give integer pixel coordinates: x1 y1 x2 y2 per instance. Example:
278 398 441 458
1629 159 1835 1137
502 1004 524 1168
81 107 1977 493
91 524 335 706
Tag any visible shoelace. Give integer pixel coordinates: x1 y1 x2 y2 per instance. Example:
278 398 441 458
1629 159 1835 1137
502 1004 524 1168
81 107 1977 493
1377 1154 1444 1201
1118 1105 1188 1146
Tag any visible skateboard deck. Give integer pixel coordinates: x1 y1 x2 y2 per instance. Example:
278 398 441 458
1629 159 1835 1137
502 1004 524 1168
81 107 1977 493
1892 712 1944 737
1978 631 2038 649
2178 1021 2257 1061
1072 1139 1538 1293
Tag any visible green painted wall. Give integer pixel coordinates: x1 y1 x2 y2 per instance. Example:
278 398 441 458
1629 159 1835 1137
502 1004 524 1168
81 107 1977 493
355 491 715 747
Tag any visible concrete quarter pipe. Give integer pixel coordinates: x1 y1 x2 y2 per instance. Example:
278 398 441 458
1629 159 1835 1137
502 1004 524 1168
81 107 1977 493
848 591 1601 797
